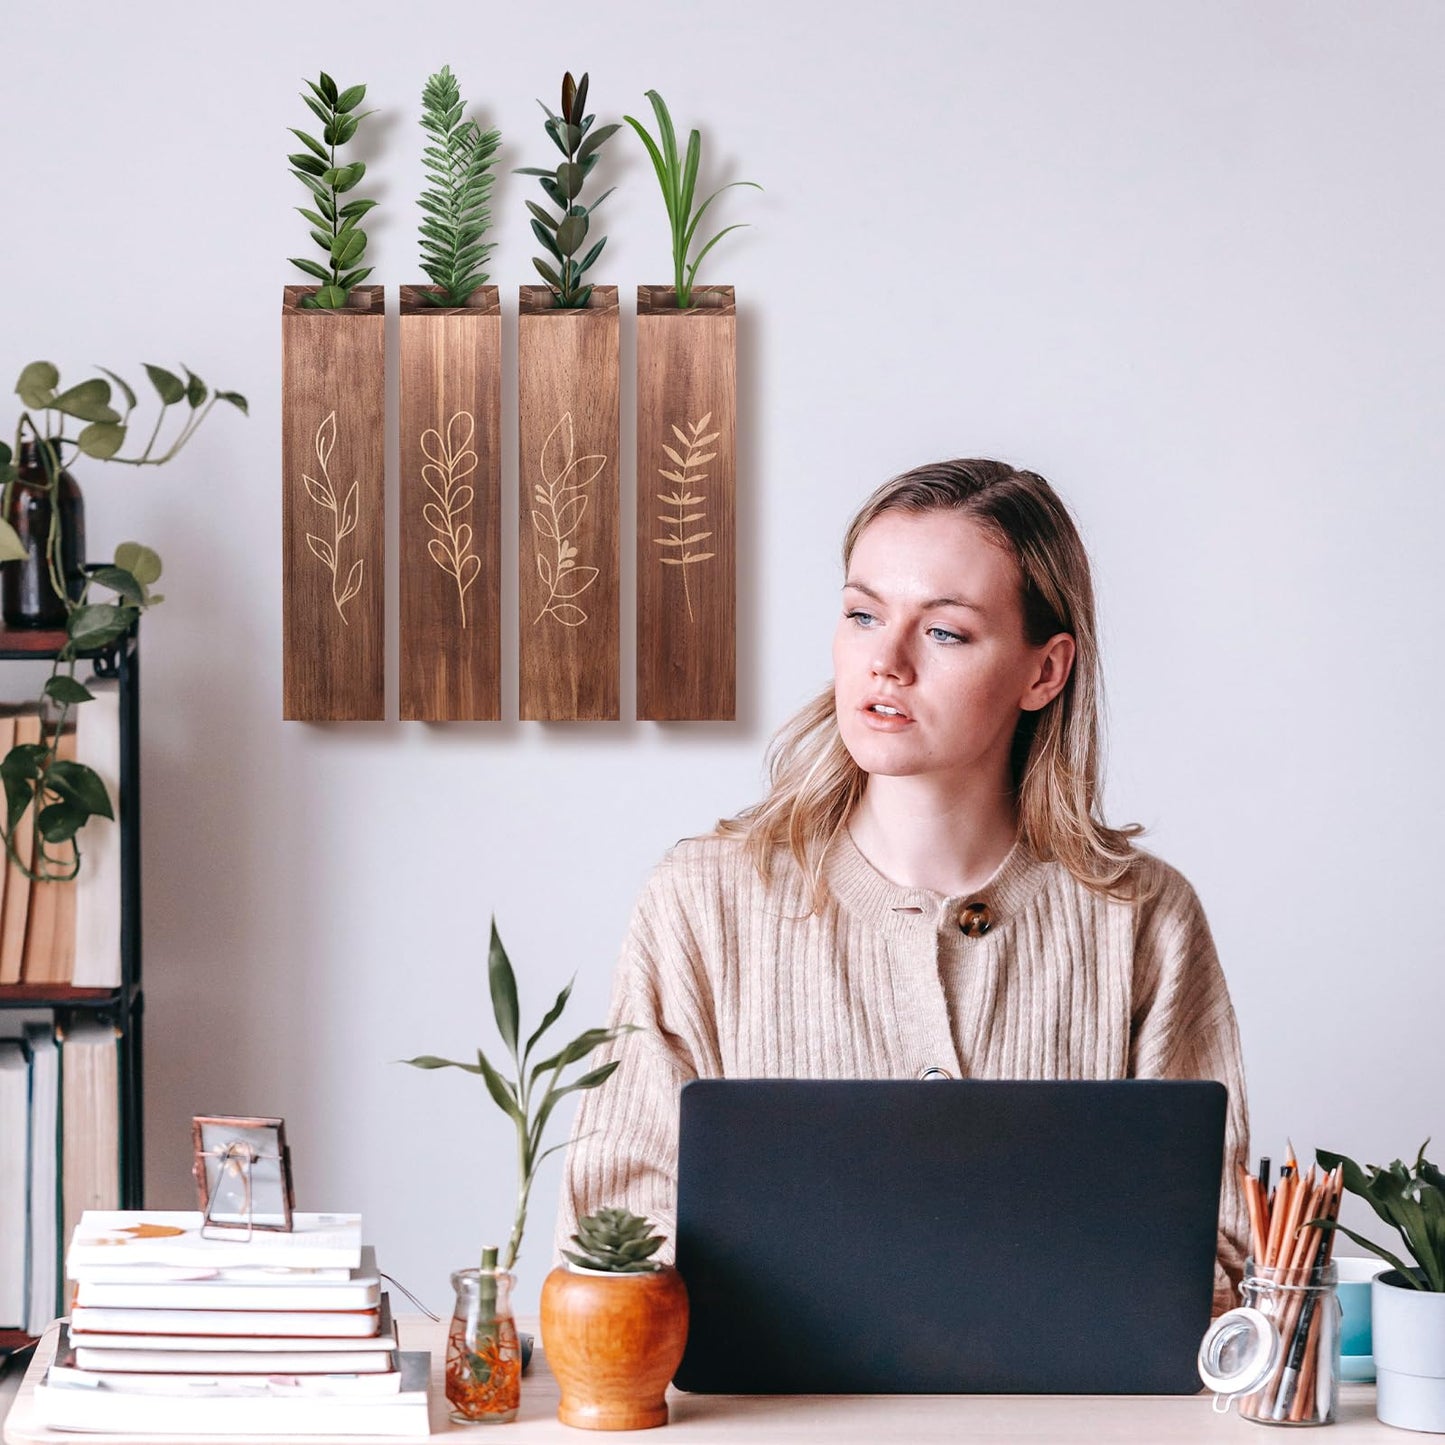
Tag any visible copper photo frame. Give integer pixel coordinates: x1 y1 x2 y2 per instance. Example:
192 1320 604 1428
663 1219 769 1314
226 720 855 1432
191 1115 296 1237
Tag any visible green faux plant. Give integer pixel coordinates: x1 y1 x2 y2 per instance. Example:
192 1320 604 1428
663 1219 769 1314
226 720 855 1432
417 65 501 306
404 919 635 1271
623 90 760 310
288 72 376 309
516 71 619 309
1314 1142 1445 1291
564 1207 665 1274
0 361 247 880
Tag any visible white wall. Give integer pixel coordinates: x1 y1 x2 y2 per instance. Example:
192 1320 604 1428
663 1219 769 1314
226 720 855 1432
4 0 1441 1314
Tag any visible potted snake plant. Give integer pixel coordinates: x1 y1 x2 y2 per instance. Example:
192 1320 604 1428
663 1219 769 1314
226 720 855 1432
541 1207 689 1430
1315 1142 1445 1432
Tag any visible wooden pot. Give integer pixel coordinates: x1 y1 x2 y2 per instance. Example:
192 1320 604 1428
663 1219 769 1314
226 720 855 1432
540 1264 689 1430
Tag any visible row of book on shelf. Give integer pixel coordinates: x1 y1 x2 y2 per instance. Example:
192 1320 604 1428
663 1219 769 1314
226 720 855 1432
0 679 123 988
34 1210 430 1436
0 1017 120 1337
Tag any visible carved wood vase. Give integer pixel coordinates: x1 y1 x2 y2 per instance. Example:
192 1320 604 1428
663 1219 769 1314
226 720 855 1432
540 1263 689 1430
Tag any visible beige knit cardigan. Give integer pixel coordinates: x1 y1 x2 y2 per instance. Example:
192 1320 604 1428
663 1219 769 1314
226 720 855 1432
557 830 1250 1313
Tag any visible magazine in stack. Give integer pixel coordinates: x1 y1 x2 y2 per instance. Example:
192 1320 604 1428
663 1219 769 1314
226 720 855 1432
34 1211 431 1436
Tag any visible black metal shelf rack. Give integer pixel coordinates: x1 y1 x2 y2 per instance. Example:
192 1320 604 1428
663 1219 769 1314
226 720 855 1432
0 622 141 1354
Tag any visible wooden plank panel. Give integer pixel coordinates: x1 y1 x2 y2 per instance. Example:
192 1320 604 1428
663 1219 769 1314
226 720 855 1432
517 286 620 721
398 286 502 721
281 285 385 721
636 286 737 721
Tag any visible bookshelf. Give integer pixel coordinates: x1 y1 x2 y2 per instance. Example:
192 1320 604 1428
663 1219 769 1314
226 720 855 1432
0 622 142 1355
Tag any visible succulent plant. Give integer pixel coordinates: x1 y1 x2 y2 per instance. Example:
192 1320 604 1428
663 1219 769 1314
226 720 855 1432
515 71 619 309
417 65 501 306
288 72 376 309
564 1207 665 1274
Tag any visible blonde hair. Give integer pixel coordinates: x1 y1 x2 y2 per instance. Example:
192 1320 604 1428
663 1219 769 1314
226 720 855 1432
716 459 1151 909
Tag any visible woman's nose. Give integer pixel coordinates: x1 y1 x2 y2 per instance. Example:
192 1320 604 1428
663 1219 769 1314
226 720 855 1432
870 636 913 681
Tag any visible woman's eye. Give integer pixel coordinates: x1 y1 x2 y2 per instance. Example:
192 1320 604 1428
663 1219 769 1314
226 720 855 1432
927 627 966 645
845 609 877 627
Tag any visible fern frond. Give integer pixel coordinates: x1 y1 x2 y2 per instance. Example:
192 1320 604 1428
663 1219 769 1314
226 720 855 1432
417 65 500 306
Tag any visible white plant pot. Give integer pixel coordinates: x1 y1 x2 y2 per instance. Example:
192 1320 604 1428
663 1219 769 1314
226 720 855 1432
1374 1270 1445 1433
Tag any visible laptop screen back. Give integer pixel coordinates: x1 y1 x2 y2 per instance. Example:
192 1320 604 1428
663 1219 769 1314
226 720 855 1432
674 1078 1225 1394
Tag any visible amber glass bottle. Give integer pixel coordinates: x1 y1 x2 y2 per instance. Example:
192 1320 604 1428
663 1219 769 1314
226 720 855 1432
2 439 86 628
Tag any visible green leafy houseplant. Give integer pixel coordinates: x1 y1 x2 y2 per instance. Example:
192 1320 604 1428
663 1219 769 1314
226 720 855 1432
0 362 246 881
404 918 634 1271
417 65 501 307
516 71 620 309
1314 1142 1445 1291
623 89 760 310
288 72 376 309
564 1207 665 1273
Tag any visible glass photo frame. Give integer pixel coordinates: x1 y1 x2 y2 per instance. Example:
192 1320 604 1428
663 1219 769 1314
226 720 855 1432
192 1115 295 1235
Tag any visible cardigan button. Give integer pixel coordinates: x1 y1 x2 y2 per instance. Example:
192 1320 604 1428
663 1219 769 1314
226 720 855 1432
918 1065 954 1080
958 901 991 936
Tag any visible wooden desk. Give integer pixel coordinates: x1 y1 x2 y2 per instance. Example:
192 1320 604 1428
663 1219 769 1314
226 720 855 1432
3 1316 1400 1443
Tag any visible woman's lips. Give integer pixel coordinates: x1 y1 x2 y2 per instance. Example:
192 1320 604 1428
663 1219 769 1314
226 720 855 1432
858 703 913 731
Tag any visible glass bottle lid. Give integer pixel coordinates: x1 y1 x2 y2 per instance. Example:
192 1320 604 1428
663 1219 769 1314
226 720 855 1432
1197 1306 1282 1399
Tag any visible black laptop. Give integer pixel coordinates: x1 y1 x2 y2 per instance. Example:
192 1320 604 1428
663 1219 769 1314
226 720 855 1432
673 1078 1225 1394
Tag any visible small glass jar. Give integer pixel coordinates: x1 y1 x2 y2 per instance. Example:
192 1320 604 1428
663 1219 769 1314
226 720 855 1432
1199 1257 1340 1426
445 1263 522 1424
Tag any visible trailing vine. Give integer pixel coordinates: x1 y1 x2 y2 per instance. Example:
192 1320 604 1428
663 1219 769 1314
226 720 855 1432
0 361 246 882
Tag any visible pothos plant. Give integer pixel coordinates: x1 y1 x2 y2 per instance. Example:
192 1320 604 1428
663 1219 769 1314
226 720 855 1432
417 65 501 306
516 71 620 309
404 918 635 1273
623 89 761 309
288 73 376 309
0 360 246 881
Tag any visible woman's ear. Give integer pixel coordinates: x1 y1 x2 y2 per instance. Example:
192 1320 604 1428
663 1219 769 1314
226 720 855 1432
1020 633 1076 712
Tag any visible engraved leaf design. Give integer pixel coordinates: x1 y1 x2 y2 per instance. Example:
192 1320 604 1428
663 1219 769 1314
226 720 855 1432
550 564 598 599
301 410 364 624
652 413 721 623
415 409 480 628
532 410 608 629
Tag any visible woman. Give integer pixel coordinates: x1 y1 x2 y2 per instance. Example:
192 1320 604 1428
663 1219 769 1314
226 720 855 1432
558 459 1249 1313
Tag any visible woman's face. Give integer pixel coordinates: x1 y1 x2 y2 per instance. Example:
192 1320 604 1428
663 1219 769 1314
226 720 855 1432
832 509 1075 789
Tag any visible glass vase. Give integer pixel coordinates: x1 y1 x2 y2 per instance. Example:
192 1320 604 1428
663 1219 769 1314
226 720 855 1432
446 1266 522 1424
2 439 85 629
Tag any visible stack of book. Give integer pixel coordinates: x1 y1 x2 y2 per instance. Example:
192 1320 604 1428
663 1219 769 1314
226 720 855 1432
33 1210 431 1436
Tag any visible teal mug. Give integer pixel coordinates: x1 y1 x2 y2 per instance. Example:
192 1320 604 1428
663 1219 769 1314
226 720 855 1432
1336 1256 1383 1375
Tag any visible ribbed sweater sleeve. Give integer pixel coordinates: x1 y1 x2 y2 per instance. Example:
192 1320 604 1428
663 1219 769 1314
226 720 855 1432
554 850 721 1263
1128 860 1251 1314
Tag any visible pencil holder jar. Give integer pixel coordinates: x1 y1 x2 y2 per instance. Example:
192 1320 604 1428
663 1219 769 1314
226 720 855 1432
1199 1258 1340 1426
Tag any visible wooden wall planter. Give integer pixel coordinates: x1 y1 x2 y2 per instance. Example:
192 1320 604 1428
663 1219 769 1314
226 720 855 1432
635 286 736 721
398 286 502 721
281 286 385 721
517 285 620 721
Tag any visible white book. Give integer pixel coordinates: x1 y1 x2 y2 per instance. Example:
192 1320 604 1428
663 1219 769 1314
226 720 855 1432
58 1016 120 1267
71 678 121 988
68 1210 363 1271
69 1303 382 1337
73 1345 398 1374
74 1244 380 1310
24 1023 59 1336
52 1325 401 1395
70 1293 398 1361
36 1348 431 1436
0 1040 29 1328
70 1260 352 1284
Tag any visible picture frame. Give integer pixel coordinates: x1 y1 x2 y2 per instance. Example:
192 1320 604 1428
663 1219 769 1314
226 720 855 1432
191 1115 295 1235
